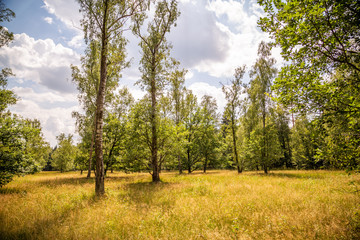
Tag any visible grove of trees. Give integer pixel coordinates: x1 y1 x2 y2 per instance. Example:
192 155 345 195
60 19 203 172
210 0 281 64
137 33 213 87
1 0 359 196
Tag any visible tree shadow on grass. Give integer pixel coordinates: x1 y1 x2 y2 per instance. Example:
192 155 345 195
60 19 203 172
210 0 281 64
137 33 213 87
0 193 96 240
252 172 326 179
0 187 27 195
33 174 142 188
119 181 177 210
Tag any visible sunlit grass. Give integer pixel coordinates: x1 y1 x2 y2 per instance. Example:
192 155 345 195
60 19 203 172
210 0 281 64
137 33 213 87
1 170 359 239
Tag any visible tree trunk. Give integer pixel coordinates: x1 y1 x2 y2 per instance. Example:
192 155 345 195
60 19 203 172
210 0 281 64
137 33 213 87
263 164 268 174
187 149 192 173
231 116 241 173
262 109 267 174
150 59 160 182
203 156 208 173
87 119 96 178
178 155 182 174
94 0 108 196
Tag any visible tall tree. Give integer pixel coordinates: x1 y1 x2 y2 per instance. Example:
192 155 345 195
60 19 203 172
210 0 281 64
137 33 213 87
77 0 147 195
199 95 219 173
133 0 180 182
183 90 202 173
168 60 187 173
222 65 246 173
71 40 123 178
248 41 277 173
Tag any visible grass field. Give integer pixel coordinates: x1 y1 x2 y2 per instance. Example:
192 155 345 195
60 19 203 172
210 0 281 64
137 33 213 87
0 170 359 239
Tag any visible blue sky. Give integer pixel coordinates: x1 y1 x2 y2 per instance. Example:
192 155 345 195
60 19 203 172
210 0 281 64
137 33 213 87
1 0 281 146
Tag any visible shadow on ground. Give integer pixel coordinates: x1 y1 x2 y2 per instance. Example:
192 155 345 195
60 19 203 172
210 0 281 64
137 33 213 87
0 194 95 240
253 172 327 179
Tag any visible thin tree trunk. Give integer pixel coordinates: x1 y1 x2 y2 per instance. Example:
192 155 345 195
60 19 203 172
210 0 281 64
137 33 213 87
262 108 267 174
231 116 241 173
87 117 96 178
150 60 160 182
187 149 192 173
94 0 108 196
178 155 182 174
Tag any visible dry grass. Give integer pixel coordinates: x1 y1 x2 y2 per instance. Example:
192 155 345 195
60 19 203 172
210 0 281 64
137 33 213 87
0 170 359 239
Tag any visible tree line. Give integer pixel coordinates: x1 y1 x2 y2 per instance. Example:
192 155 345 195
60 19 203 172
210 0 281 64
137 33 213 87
1 0 359 196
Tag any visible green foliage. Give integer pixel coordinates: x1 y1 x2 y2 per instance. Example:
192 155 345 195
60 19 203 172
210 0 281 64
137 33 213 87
258 0 360 170
52 134 77 172
0 68 17 112
0 0 15 47
244 41 279 173
222 65 246 172
0 114 49 187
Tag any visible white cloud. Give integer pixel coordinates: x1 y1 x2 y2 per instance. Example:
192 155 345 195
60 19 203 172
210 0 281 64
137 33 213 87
10 97 79 147
169 0 230 70
168 0 282 79
11 87 76 104
67 34 84 49
188 82 226 113
44 17 53 24
0 33 80 93
43 0 82 33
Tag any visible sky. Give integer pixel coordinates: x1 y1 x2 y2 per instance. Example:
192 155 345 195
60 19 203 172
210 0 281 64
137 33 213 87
0 0 282 147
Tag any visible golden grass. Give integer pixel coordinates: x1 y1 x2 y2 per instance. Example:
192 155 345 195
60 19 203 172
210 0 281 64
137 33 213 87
0 170 359 239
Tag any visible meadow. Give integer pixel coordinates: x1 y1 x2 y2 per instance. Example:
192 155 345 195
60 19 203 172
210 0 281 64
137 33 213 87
0 170 359 240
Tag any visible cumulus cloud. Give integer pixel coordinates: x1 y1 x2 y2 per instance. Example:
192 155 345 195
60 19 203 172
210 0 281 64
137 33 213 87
169 0 230 69
0 33 80 93
168 0 282 79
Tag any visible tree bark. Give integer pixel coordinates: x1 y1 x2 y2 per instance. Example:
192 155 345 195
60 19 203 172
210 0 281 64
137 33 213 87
94 0 108 196
150 60 160 182
203 156 208 173
87 117 96 178
231 115 241 173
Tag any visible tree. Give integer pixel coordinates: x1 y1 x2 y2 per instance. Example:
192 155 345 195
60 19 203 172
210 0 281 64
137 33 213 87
77 0 147 195
198 95 220 173
222 65 246 173
258 0 360 116
0 115 49 187
168 61 187 173
71 40 126 178
183 90 202 173
258 0 360 170
248 41 277 173
103 87 134 175
52 133 77 172
133 0 180 182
